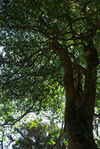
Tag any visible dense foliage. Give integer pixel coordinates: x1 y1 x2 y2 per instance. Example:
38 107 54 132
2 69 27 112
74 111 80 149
10 118 66 149
0 0 100 148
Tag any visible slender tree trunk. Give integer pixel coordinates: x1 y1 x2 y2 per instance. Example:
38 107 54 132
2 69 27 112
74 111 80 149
61 43 99 149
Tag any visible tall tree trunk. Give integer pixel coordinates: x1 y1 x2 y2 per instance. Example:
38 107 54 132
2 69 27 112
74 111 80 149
61 43 99 149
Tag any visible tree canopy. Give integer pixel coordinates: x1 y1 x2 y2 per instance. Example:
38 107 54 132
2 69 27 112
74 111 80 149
0 0 100 149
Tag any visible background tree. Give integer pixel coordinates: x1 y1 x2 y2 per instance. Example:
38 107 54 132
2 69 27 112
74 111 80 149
0 0 100 149
8 118 67 149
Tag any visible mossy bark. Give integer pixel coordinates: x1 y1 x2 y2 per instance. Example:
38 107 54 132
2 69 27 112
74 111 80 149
61 43 99 149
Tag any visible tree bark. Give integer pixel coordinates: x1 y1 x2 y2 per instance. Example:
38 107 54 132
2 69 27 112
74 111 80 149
62 43 99 149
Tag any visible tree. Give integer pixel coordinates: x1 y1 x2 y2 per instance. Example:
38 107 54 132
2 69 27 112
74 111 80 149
0 0 100 149
9 118 67 149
